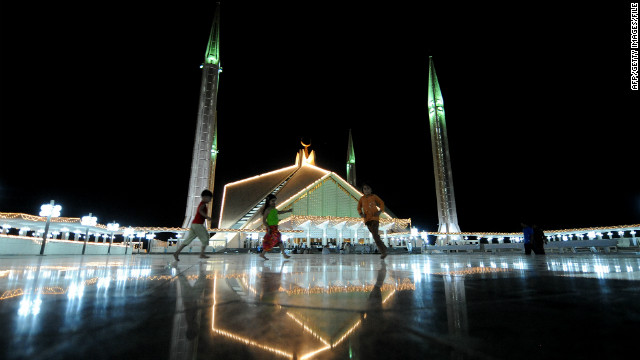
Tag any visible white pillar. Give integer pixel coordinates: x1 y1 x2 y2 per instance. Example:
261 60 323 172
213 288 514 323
322 227 327 246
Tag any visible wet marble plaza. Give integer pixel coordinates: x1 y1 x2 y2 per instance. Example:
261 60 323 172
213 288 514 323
1 252 639 360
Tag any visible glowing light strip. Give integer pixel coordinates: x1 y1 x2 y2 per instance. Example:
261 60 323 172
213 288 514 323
283 282 414 296
283 215 410 228
278 172 335 210
325 172 396 220
224 165 299 187
212 274 293 359
331 319 362 348
3 211 635 236
220 165 304 228
432 267 512 276
286 312 331 346
240 173 335 230
382 289 396 304
1 289 24 300
299 161 331 174
300 345 331 360
211 328 293 359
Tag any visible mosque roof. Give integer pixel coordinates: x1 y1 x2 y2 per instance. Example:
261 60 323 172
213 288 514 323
218 162 329 229
216 148 402 233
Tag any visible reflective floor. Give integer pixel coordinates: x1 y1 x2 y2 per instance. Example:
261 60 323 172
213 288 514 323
1 252 639 360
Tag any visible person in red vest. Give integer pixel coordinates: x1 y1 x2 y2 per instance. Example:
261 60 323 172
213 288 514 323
174 190 213 261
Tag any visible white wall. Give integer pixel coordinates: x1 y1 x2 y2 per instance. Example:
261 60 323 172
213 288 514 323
0 235 128 255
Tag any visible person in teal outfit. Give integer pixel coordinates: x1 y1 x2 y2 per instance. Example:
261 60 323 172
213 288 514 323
260 194 293 260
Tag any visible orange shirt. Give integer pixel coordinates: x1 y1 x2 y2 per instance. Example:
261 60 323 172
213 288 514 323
357 194 385 223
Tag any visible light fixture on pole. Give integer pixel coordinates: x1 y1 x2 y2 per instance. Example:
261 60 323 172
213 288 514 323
81 213 98 255
145 233 156 254
107 222 119 255
39 200 61 255
123 227 135 255
136 232 145 254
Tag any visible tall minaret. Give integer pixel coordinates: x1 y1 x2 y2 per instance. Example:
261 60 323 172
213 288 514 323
427 57 460 243
346 129 356 186
183 3 221 228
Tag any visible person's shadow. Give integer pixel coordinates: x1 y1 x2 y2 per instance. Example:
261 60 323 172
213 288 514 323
354 261 388 357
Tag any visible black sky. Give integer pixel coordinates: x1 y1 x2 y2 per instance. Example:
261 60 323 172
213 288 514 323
1 2 638 233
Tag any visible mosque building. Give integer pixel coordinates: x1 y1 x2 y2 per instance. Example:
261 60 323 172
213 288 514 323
211 140 411 249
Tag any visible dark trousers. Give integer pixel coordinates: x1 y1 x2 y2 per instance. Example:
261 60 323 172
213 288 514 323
525 242 545 255
533 241 545 255
365 220 387 254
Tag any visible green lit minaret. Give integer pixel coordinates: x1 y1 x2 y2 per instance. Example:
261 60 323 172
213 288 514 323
428 57 460 243
183 3 221 228
346 129 356 186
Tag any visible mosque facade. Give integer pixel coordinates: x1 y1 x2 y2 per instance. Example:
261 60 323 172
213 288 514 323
211 145 411 249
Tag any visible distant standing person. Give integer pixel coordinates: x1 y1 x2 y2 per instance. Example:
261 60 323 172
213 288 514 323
174 190 214 261
532 224 546 255
521 221 534 255
260 194 292 260
358 184 388 259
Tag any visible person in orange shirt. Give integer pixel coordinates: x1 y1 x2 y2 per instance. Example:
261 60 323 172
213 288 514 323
357 183 388 259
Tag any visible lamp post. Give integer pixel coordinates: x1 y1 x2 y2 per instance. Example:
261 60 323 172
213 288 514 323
145 233 156 254
136 232 145 254
107 222 119 255
39 200 61 255
123 227 135 254
81 214 98 255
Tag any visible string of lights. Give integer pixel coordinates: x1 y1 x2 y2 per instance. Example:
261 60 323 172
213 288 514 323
3 212 637 239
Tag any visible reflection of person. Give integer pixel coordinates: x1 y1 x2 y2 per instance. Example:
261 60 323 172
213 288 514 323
367 261 386 308
260 194 293 260
174 190 213 260
258 261 288 302
358 262 388 358
176 263 207 340
357 184 388 259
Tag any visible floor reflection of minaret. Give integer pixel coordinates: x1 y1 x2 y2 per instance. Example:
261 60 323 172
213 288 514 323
170 264 206 360
443 275 468 337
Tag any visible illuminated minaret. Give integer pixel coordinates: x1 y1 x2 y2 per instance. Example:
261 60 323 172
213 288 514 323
427 57 460 242
346 129 356 186
183 3 221 228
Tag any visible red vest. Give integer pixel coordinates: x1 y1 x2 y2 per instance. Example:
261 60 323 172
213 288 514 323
192 202 207 224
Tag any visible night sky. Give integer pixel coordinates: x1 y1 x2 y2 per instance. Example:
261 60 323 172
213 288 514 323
1 2 638 233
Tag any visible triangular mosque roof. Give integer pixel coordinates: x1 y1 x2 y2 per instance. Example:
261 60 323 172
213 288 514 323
217 148 401 232
218 163 329 229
